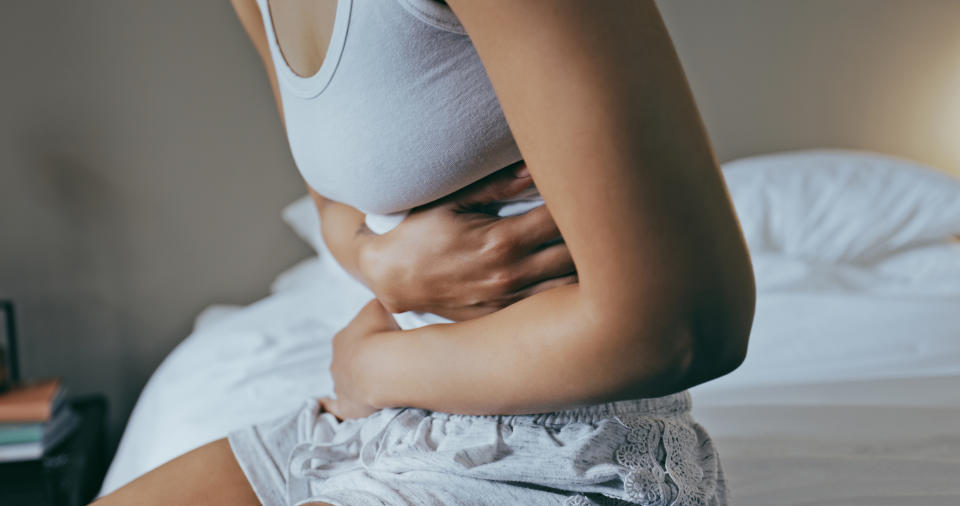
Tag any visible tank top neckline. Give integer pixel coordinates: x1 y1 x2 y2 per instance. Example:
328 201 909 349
261 0 353 99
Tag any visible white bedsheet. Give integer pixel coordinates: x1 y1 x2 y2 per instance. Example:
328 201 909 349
100 255 372 492
689 291 960 504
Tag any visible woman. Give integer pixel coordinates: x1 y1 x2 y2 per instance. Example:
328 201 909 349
95 0 754 504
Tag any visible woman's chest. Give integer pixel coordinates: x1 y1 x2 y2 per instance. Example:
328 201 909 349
269 0 521 214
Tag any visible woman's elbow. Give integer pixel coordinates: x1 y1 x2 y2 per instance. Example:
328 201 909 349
583 255 756 399
672 276 756 391
623 316 750 399
687 324 750 387
616 289 755 397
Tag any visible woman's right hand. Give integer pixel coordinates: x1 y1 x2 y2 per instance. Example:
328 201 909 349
358 162 577 321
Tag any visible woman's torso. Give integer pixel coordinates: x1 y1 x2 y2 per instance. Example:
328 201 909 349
256 0 525 216
241 7 727 503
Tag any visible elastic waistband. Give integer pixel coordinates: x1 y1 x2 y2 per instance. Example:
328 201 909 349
428 390 692 426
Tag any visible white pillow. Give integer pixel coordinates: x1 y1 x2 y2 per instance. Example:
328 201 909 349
721 150 960 263
281 195 326 254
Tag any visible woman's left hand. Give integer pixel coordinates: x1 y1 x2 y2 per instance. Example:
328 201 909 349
325 299 400 420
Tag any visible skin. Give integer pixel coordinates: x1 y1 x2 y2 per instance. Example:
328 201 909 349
94 0 755 503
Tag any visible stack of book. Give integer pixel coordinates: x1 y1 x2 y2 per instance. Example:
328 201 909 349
0 378 79 463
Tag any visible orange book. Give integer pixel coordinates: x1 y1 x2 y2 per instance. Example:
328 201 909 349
0 378 64 422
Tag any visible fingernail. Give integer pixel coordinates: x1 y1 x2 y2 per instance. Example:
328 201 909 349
514 165 530 178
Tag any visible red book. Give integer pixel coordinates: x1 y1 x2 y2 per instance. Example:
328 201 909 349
0 378 64 422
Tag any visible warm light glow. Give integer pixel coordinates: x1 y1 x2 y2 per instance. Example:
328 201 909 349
933 58 960 178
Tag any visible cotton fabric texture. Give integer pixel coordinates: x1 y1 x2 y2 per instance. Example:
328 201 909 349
228 391 727 505
259 0 524 216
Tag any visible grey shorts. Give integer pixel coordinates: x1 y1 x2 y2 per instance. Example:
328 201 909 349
228 390 726 505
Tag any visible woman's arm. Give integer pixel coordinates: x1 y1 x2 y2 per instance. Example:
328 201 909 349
335 0 755 415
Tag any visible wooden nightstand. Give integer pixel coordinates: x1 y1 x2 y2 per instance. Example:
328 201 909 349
0 395 108 506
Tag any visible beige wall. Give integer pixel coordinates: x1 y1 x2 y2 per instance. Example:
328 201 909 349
660 0 960 178
0 1 311 446
1 1 959 451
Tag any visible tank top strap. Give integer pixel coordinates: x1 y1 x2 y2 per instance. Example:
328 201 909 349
255 0 353 98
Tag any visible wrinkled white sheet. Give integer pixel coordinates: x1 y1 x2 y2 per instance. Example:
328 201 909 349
99 256 372 495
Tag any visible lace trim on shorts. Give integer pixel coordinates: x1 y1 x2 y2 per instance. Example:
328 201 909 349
613 413 720 506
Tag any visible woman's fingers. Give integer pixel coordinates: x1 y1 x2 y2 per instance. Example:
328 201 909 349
425 244 576 320
432 161 531 212
509 242 576 292
511 273 579 301
435 270 578 320
500 205 562 251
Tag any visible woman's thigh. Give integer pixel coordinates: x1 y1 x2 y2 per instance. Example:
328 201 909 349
92 438 260 506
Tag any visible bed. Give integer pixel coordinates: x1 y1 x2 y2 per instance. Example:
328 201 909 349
99 150 960 504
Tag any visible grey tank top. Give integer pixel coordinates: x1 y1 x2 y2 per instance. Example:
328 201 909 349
255 0 538 216
257 0 544 329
